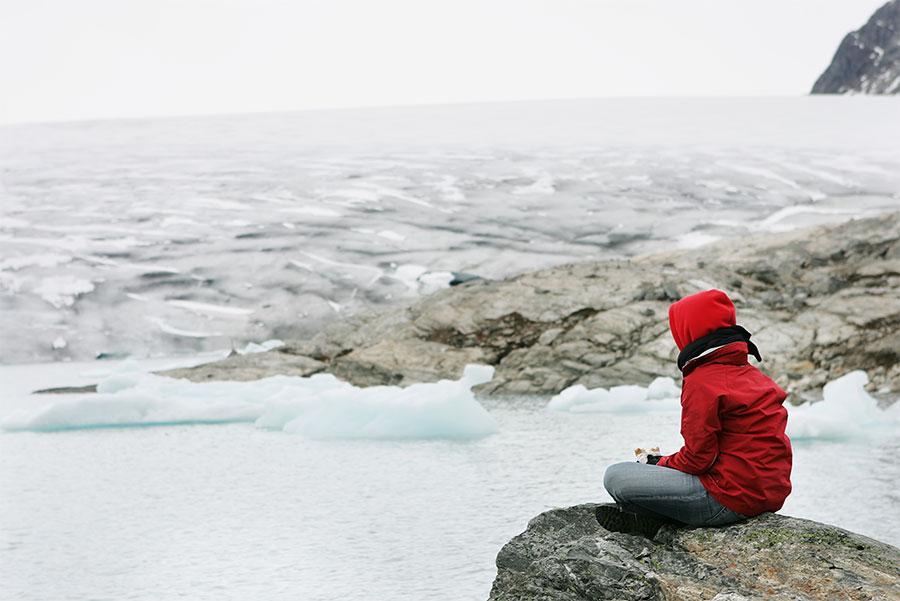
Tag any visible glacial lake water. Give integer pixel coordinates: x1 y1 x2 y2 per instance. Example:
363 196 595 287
1 359 898 601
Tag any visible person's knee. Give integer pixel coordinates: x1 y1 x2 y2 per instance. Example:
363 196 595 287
603 462 635 500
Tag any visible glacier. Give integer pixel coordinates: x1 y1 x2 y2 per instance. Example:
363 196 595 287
2 97 899 364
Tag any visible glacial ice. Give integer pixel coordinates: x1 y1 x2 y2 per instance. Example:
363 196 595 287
3 353 896 443
32 275 95 308
4 99 900 364
1 364 498 439
547 377 681 413
787 370 900 441
238 339 284 354
256 365 496 439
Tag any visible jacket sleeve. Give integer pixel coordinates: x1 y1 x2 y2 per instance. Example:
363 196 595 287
657 377 721 474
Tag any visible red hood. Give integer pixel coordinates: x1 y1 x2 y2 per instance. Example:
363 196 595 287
668 289 736 350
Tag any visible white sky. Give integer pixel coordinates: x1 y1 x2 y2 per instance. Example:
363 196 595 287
0 0 888 125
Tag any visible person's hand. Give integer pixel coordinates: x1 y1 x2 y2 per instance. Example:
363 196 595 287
645 455 662 465
634 446 662 464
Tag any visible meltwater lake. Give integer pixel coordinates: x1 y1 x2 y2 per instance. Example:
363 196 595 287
1 356 898 601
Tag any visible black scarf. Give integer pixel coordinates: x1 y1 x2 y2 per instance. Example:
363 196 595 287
677 325 762 371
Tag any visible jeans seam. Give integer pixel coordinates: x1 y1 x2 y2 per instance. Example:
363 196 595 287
625 493 708 503
705 504 730 525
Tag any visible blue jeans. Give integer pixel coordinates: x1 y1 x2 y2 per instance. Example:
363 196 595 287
603 462 746 527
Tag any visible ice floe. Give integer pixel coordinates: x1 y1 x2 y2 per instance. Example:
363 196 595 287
2 364 498 440
787 370 900 441
547 377 681 413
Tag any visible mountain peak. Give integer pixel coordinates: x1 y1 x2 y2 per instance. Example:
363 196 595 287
812 0 900 94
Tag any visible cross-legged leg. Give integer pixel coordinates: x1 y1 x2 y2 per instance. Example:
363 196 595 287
603 461 745 527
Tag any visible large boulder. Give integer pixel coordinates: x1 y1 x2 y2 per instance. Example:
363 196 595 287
812 0 900 94
489 504 900 601
158 212 900 400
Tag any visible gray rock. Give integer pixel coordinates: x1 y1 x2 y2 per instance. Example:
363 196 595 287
812 0 900 94
156 212 900 400
161 350 325 382
488 504 900 601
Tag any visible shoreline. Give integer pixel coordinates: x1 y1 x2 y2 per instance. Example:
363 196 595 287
155 212 899 399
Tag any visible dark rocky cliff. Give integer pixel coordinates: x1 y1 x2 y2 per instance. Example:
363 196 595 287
812 0 900 94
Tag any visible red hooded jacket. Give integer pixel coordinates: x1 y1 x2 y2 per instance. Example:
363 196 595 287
657 289 792 517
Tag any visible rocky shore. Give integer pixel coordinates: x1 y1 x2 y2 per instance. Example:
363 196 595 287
160 212 900 401
488 504 900 601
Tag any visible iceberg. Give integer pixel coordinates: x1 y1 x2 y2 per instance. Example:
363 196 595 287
547 377 681 413
787 370 900 441
2 364 498 440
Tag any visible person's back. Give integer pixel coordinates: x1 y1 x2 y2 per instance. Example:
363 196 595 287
598 289 793 537
658 341 792 516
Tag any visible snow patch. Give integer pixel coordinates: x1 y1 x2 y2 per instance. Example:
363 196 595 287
33 276 95 308
238 339 284 354
677 231 720 249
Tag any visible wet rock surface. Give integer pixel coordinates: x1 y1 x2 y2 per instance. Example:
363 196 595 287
488 504 900 601
159 212 900 399
812 0 900 94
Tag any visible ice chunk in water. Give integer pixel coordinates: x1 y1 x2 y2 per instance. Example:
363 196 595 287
787 370 900 441
256 364 496 439
2 363 498 440
547 377 680 413
646 376 682 400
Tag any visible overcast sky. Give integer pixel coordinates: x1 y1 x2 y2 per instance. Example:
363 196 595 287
0 0 888 125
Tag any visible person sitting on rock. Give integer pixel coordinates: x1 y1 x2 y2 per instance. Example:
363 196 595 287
597 289 793 538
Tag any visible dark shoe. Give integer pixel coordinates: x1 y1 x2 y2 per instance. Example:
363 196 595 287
595 503 665 539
